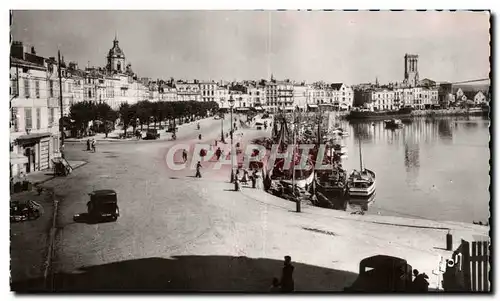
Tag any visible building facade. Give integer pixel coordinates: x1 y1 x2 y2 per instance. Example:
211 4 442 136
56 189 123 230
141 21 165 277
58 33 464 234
200 82 217 102
176 82 201 102
10 43 61 178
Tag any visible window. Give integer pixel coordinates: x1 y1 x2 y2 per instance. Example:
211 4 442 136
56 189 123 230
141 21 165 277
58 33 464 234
11 79 18 96
35 80 40 98
68 82 72 93
62 82 66 93
49 80 54 97
24 78 30 98
24 108 32 129
36 108 41 129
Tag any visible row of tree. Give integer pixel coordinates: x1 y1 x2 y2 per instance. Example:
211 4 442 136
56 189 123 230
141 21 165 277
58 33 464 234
69 100 219 137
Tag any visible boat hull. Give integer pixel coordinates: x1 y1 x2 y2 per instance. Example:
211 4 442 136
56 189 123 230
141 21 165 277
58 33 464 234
348 183 376 197
347 169 376 197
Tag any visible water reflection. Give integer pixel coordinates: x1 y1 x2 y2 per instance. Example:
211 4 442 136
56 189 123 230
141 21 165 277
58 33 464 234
336 114 489 223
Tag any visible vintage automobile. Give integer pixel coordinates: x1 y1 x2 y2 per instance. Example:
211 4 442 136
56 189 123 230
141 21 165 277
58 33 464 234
144 129 161 140
73 189 120 223
344 255 413 292
10 199 44 222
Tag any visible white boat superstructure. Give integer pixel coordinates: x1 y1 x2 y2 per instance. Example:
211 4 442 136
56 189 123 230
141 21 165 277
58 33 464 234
347 169 376 197
348 139 376 197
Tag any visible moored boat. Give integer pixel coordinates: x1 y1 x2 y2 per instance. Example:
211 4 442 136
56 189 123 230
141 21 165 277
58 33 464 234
348 139 376 198
384 118 404 129
347 169 376 197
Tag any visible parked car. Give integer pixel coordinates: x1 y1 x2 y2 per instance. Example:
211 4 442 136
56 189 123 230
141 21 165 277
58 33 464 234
10 200 44 222
73 189 120 223
144 129 160 140
344 255 413 292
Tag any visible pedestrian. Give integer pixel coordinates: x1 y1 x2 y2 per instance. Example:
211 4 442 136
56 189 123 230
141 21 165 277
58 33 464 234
241 169 249 185
280 256 295 292
412 269 429 292
234 175 240 191
182 149 188 163
251 169 258 188
215 140 218 147
91 139 96 152
86 139 91 151
216 147 222 161
269 277 281 292
195 161 202 178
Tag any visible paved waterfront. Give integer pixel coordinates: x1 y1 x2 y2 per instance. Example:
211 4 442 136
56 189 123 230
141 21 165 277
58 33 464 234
11 114 489 292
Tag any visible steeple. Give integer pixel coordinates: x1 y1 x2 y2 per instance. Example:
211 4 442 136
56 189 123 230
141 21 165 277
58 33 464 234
114 31 118 43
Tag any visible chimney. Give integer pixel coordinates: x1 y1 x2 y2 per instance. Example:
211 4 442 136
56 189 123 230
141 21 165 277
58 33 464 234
31 46 36 54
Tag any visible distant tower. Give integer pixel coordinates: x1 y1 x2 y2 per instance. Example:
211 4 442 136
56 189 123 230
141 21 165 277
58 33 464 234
107 33 126 73
375 77 379 87
404 54 419 87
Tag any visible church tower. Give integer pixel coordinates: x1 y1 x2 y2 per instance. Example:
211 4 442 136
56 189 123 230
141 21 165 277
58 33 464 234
404 54 419 87
107 33 126 73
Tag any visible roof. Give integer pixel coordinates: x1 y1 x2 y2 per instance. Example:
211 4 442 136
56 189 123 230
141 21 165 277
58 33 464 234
360 255 407 269
16 132 52 141
90 189 117 196
10 57 46 71
108 39 125 58
330 83 344 90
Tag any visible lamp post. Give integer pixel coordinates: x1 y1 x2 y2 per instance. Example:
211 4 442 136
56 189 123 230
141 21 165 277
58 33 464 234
220 99 226 143
228 95 236 183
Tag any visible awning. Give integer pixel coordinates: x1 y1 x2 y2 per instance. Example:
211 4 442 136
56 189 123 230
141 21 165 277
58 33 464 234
285 106 295 111
10 152 28 165
236 107 249 111
15 132 52 144
254 107 264 111
307 104 318 108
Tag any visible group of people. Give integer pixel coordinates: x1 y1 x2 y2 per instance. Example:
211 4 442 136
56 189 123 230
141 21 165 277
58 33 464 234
233 168 261 191
86 138 97 152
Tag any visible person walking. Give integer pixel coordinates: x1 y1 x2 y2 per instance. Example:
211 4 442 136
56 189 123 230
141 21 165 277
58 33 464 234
86 139 91 151
182 149 188 163
91 139 96 153
251 169 258 188
280 256 295 292
215 147 222 161
195 161 202 178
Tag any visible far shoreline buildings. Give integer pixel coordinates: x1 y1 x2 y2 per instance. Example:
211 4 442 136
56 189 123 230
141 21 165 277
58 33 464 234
9 37 488 179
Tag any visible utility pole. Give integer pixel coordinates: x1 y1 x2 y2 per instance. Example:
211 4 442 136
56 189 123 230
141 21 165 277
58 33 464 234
58 50 64 156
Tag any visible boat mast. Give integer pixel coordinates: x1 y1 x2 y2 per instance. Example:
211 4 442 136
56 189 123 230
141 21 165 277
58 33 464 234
292 107 296 193
359 138 364 172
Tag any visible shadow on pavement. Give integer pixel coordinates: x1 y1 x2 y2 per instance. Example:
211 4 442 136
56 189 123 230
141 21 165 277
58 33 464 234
12 255 358 293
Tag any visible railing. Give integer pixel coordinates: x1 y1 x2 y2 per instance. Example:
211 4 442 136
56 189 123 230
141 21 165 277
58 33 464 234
442 239 490 292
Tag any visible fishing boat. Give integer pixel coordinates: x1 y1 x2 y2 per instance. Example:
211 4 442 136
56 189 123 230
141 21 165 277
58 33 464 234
348 140 376 197
384 119 403 129
267 111 315 190
331 127 349 137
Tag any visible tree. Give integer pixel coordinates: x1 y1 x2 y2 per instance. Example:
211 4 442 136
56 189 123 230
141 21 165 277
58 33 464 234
119 103 135 138
95 102 117 138
70 101 95 136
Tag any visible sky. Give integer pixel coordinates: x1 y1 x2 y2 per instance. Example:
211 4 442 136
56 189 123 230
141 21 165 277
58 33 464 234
11 10 491 85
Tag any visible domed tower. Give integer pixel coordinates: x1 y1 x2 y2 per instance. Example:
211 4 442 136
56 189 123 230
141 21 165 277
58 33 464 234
107 33 125 73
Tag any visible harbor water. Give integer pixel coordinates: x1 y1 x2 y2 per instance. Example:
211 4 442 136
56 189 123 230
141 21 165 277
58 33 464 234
332 114 490 224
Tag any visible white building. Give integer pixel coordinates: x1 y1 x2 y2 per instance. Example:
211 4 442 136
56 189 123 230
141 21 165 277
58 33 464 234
10 43 61 178
292 85 308 111
200 81 217 102
216 86 230 108
474 91 487 105
176 82 201 102
330 83 354 111
247 85 266 108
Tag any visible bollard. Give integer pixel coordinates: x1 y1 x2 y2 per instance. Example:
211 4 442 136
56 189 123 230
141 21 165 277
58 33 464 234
446 230 453 251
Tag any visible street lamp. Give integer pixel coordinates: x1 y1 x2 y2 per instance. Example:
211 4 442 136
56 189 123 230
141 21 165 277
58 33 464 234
220 99 226 143
228 95 236 184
